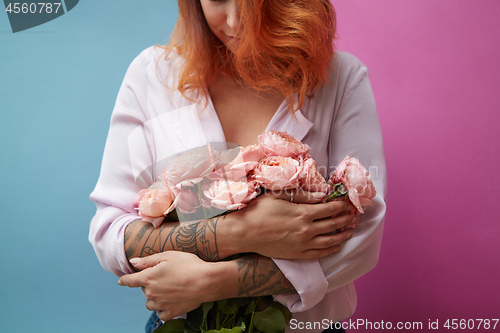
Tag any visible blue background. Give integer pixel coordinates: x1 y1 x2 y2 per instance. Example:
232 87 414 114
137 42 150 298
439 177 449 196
0 1 178 332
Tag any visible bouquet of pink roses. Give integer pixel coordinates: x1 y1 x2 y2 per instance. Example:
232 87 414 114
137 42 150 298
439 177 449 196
135 130 376 226
134 130 376 333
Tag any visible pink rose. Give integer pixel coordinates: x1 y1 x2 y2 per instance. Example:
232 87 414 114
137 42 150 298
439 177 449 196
134 183 174 228
330 156 377 214
163 146 219 190
253 156 302 191
258 130 311 158
229 144 266 173
234 144 266 164
172 188 201 215
299 157 328 193
203 179 259 211
208 145 266 182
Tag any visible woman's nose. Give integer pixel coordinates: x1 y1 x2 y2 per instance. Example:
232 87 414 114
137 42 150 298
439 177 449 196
226 0 240 33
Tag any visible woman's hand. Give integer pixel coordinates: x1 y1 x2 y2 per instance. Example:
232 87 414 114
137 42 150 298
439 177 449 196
217 190 358 260
118 251 236 321
123 190 357 265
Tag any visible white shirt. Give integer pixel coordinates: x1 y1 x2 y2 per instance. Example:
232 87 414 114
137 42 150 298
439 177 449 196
89 46 387 332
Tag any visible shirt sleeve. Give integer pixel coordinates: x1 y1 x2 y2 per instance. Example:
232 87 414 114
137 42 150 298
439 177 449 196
273 53 387 312
89 48 155 277
321 53 387 293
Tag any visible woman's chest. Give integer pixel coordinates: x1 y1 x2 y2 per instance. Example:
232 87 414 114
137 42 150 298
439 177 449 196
208 79 283 146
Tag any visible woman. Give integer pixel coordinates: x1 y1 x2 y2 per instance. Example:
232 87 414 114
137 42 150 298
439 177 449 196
89 0 387 332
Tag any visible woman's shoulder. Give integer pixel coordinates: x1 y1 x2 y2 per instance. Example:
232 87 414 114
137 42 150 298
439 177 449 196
308 51 373 113
129 45 181 69
333 51 368 71
125 45 184 86
327 51 370 87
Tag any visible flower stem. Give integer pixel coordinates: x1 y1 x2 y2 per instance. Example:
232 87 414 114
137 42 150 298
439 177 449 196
216 307 221 330
248 296 261 333
326 182 348 202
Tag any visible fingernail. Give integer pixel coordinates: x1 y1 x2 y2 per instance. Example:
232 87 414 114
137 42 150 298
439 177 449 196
118 279 123 286
346 232 353 240
129 258 141 266
312 192 327 199
333 247 341 252
351 217 360 225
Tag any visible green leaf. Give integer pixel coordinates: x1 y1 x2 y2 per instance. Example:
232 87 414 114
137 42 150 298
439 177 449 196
230 323 246 333
202 302 214 320
235 297 253 308
268 303 292 324
244 299 257 316
253 307 286 333
185 306 204 333
206 323 246 333
217 298 238 315
184 327 199 333
154 319 185 333
216 299 227 311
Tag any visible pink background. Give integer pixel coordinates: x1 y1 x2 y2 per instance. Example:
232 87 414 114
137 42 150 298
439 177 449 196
331 0 500 331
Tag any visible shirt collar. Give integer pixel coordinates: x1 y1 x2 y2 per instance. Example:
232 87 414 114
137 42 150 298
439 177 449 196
266 96 314 142
198 93 314 145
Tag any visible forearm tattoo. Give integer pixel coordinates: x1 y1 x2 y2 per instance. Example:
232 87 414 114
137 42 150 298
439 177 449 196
237 254 296 296
124 216 220 261
125 218 296 296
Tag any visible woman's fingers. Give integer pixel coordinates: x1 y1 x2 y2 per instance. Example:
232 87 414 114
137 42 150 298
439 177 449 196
146 300 202 321
274 189 327 204
119 253 174 287
286 189 326 204
155 301 204 321
118 270 146 288
225 190 357 259
298 245 342 259
311 214 359 235
145 299 160 312
272 189 353 220
310 229 353 249
129 252 169 270
269 213 356 259
304 200 353 220
275 229 353 260
286 229 354 260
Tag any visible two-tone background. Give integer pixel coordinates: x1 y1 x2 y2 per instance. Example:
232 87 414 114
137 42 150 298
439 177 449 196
1 1 499 332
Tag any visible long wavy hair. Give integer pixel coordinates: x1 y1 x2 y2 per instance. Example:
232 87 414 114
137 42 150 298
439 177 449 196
162 0 337 111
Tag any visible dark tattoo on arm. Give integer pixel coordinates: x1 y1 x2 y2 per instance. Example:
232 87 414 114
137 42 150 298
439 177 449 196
236 254 296 296
124 216 221 261
174 219 219 261
125 219 295 296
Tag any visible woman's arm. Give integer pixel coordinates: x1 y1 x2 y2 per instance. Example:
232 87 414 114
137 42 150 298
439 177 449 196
118 251 294 321
124 192 356 263
120 193 355 321
124 219 223 262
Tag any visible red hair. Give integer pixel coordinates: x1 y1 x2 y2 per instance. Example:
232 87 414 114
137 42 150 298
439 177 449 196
163 0 336 111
